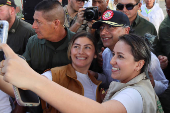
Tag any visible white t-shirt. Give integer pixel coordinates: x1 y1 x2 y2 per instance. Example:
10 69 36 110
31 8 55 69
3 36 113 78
76 71 97 101
0 90 12 113
42 70 97 101
141 3 164 32
111 88 143 113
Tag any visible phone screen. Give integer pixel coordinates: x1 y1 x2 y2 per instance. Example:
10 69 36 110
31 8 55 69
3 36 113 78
0 21 9 61
0 20 8 43
0 23 4 43
18 88 39 103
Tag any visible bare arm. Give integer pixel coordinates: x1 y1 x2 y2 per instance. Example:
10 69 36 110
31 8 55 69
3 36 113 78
31 75 126 113
0 75 14 97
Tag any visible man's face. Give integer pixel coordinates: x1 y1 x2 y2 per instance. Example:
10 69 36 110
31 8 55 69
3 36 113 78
166 0 170 17
117 0 140 22
144 0 155 9
0 5 12 22
99 23 129 50
32 11 56 40
92 0 109 14
69 0 85 12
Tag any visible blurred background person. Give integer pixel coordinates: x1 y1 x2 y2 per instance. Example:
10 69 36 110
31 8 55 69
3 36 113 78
14 0 24 18
140 0 164 32
63 0 88 33
108 0 118 10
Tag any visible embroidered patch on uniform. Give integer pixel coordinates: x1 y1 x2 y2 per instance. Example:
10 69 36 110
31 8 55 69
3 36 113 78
102 10 114 20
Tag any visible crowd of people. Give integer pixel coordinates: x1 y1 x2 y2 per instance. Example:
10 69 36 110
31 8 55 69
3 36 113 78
0 0 170 113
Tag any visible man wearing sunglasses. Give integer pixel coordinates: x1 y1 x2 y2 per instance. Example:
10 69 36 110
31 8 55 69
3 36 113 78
116 0 157 37
63 0 89 33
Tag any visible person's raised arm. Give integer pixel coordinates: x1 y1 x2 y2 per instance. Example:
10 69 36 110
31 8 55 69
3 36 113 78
0 75 14 97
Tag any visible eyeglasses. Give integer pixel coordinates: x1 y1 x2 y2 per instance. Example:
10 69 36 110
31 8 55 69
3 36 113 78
99 25 115 32
116 2 139 10
76 0 85 4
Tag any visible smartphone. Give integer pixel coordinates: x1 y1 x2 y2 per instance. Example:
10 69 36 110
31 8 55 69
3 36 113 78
13 86 40 106
13 55 40 106
0 20 40 106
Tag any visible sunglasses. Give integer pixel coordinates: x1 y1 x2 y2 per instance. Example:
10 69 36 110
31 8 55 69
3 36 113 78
116 2 139 10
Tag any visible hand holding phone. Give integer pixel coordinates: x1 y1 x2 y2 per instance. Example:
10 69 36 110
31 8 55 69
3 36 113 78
0 20 40 106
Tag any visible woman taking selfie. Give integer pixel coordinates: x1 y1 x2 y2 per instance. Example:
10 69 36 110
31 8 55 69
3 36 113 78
0 34 163 113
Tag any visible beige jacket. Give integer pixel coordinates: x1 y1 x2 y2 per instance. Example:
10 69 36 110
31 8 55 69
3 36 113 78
103 72 164 113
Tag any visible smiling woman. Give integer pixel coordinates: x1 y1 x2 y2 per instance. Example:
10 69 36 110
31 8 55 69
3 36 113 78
40 31 101 112
110 34 151 83
67 31 98 72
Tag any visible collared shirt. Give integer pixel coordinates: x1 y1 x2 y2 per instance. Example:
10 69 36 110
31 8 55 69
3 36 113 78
141 3 164 32
131 14 157 37
63 5 88 33
0 17 35 61
98 48 168 95
23 28 75 74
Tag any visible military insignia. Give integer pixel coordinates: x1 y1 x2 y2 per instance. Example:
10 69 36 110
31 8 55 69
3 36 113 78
102 10 114 20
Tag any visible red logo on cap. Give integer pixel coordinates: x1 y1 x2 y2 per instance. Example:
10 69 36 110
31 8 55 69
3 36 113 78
102 10 114 20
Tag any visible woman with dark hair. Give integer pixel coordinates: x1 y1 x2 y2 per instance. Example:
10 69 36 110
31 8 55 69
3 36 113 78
0 34 162 113
40 31 101 112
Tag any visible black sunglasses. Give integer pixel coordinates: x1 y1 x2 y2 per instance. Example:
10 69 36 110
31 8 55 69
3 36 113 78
116 2 139 10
